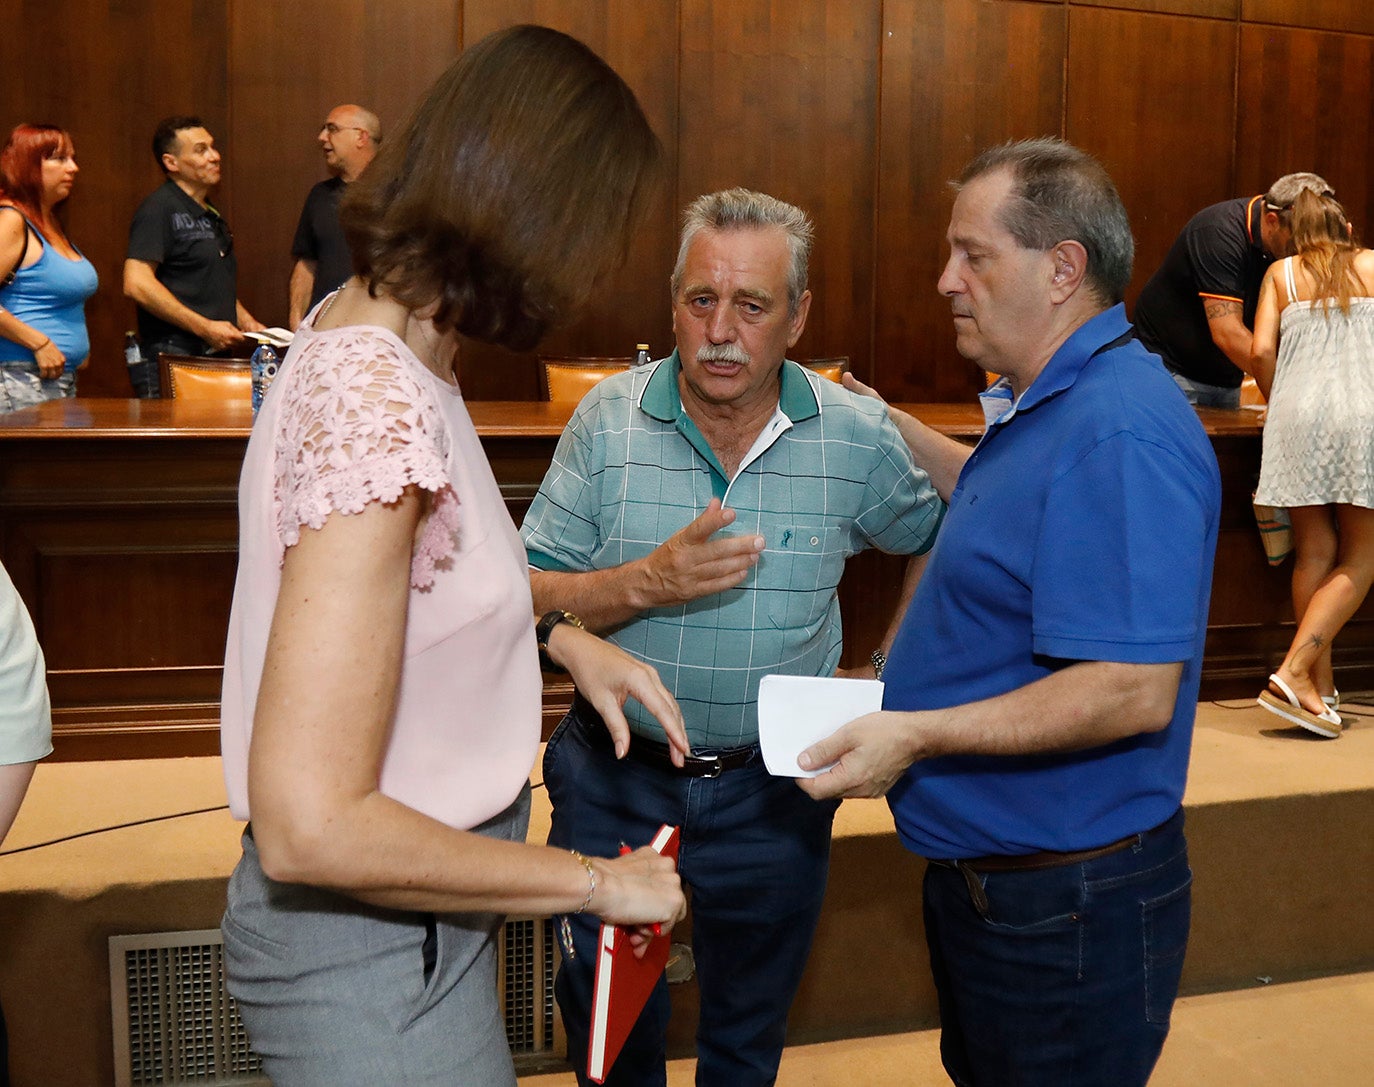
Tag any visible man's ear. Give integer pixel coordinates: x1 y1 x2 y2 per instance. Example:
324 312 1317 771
161 153 179 176
786 289 813 348
1049 241 1088 302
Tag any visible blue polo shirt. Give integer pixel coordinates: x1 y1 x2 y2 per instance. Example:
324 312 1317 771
522 351 944 748
885 305 1221 859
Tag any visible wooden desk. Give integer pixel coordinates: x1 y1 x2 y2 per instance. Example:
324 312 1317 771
0 399 1359 759
0 399 577 758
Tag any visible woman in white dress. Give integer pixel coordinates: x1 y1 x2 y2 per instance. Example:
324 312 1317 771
1252 188 1374 737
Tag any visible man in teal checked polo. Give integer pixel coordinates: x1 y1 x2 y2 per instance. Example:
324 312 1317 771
521 187 943 1086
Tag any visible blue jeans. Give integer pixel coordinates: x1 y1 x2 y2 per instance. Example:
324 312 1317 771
544 703 839 1087
1167 370 1241 409
923 808 1191 1087
131 337 204 398
0 365 75 412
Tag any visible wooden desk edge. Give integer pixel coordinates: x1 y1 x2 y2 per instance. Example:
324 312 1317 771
0 397 1262 441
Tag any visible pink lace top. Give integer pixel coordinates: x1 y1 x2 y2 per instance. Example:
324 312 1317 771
220 316 541 830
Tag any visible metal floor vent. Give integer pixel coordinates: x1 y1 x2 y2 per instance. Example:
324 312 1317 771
499 915 565 1070
109 929 266 1086
110 918 563 1084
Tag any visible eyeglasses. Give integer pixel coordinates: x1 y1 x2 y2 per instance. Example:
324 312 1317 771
320 123 367 137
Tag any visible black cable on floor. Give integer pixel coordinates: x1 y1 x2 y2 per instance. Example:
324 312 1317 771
0 804 229 856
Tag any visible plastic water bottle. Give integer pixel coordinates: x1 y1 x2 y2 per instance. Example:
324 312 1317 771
250 343 279 417
634 343 651 367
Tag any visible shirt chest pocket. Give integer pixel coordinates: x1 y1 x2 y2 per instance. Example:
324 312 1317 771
759 524 847 626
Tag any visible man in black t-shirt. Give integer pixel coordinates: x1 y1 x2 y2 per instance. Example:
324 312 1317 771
122 116 264 397
288 104 381 328
1133 171 1331 408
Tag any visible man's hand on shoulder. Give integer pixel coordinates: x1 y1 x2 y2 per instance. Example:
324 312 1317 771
633 497 764 610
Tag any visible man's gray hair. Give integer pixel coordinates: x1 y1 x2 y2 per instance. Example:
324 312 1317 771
1265 172 1332 215
955 137 1134 306
671 188 813 315
354 106 382 145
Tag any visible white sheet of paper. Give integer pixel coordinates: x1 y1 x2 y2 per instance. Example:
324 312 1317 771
244 327 295 349
757 674 884 778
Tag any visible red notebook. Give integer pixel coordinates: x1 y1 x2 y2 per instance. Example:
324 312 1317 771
586 823 682 1084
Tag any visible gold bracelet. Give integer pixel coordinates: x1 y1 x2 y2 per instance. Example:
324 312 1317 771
557 851 598 961
570 850 597 914
33 337 51 351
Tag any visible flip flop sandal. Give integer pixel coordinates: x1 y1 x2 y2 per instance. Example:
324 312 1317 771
1257 673 1342 738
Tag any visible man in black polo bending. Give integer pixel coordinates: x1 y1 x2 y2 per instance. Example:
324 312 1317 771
1132 171 1331 407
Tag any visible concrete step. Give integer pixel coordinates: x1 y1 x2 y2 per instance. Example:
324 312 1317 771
521 968 1374 1085
3 697 1371 1084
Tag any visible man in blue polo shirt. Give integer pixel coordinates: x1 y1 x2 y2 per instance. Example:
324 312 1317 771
800 140 1221 1085
522 188 943 1086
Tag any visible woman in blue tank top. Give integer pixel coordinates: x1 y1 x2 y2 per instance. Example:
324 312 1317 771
0 124 99 411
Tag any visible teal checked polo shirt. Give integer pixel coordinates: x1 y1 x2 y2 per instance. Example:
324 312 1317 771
521 351 944 748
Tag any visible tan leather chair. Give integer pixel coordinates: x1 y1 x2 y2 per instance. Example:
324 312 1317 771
158 354 253 400
540 356 634 402
801 356 850 383
1239 375 1265 406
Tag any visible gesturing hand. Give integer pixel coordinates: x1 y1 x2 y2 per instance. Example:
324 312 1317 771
636 497 765 608
554 624 690 764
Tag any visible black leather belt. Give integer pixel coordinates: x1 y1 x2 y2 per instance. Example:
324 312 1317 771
945 833 1138 873
574 694 758 778
623 732 757 778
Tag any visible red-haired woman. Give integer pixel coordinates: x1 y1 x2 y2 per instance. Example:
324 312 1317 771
0 125 98 410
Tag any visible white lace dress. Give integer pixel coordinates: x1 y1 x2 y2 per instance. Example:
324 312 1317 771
1254 257 1374 509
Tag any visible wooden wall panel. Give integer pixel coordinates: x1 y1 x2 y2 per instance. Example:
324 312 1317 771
0 0 229 397
1236 24 1374 246
454 1 681 400
4 0 1374 405
874 0 1066 403
227 0 461 336
676 0 882 374
1066 8 1238 310
1072 0 1238 18
1242 0 1374 36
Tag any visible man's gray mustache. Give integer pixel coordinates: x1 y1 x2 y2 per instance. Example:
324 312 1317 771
696 344 751 365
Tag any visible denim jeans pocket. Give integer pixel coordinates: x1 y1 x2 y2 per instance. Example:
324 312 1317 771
1142 869 1192 1025
541 709 578 799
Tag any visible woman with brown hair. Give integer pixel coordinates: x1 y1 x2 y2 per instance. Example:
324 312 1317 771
0 125 97 409
218 26 687 1084
1253 188 1374 737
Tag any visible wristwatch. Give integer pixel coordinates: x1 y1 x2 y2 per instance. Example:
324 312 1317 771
870 649 887 680
536 610 584 672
